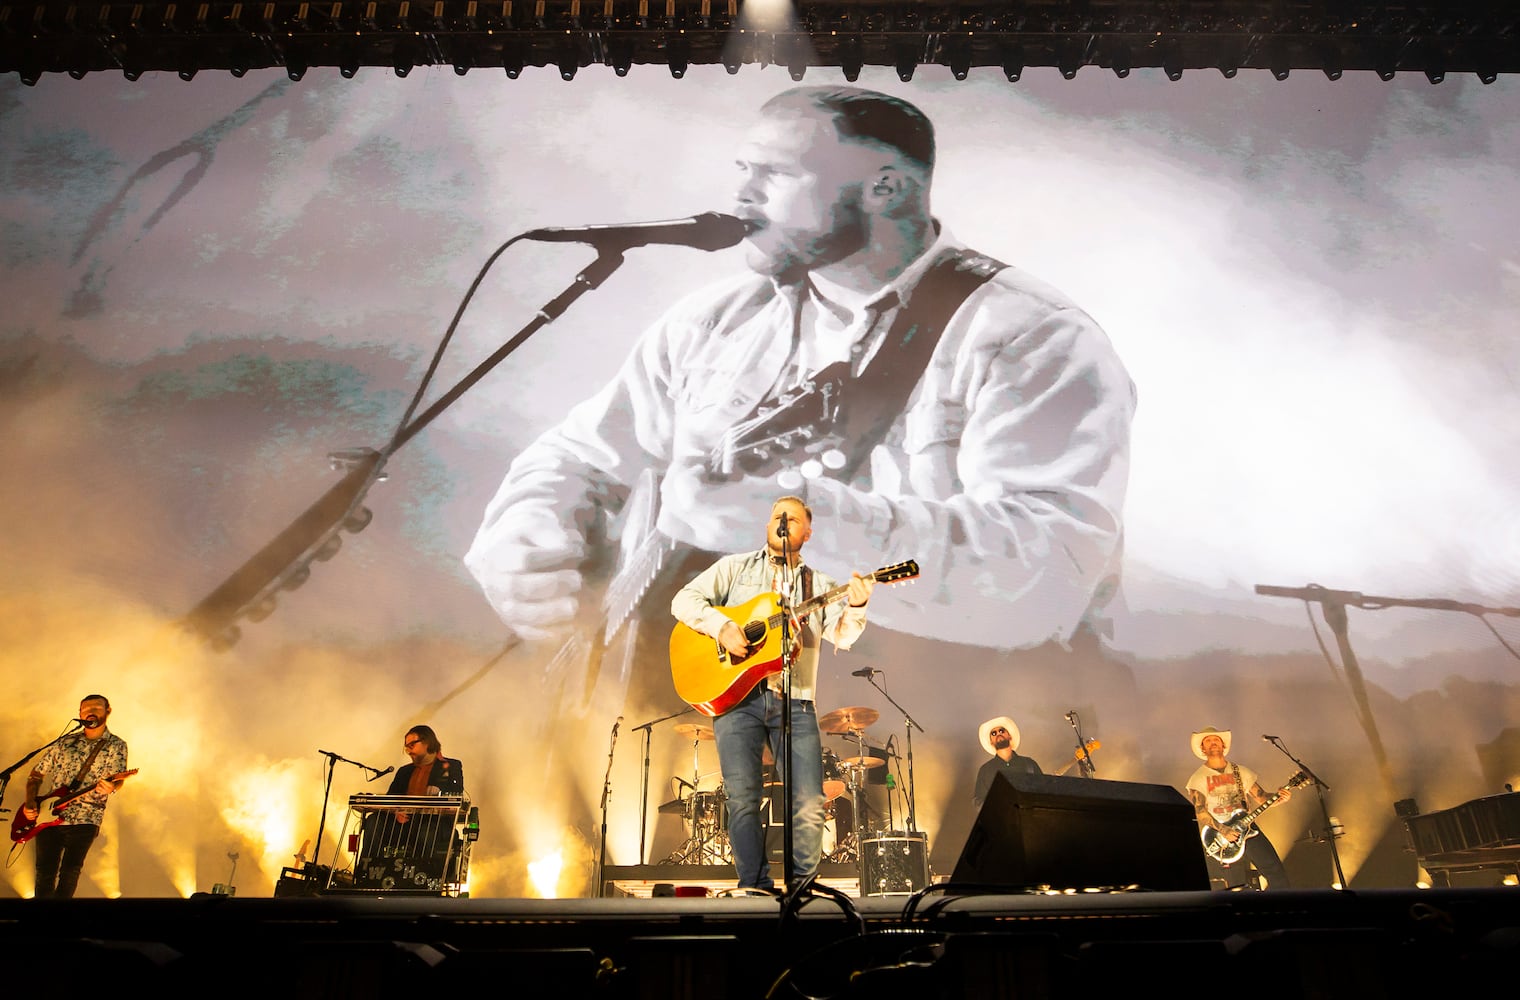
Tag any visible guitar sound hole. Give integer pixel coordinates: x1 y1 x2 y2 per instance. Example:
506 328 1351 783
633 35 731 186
743 622 767 645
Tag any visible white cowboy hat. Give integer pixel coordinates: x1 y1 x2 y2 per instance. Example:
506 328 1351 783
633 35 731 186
979 716 1021 756
1190 727 1232 760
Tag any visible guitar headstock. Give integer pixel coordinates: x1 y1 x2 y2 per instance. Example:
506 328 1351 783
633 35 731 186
872 560 920 585
1285 770 1313 791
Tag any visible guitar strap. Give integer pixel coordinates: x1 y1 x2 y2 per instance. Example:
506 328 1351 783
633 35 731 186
66 737 108 793
800 566 816 649
1231 763 1246 809
829 248 1008 482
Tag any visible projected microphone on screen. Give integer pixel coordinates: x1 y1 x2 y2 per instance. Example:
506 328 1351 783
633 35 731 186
523 213 752 252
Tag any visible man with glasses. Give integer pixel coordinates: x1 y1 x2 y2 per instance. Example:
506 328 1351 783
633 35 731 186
389 725 464 798
972 715 1042 812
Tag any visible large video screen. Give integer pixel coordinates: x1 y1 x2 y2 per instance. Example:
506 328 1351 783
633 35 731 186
2 62 1517 898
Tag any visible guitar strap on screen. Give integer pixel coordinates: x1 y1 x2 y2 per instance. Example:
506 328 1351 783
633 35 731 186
830 248 1007 482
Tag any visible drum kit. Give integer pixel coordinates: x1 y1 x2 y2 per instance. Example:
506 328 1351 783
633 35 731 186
656 706 914 873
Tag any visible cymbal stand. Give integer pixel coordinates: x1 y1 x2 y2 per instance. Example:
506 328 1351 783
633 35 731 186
662 736 731 865
631 706 694 865
862 671 926 834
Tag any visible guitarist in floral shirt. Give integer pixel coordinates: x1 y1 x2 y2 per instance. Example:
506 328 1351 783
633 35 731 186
21 694 130 898
1185 726 1293 890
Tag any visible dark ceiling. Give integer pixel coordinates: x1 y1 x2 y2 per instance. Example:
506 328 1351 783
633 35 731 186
3 1 1518 85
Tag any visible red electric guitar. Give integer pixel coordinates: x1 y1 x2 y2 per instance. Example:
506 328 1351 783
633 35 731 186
10 769 139 845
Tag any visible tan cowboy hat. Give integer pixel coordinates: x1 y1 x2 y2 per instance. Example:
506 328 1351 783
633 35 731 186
979 716 1020 756
1190 727 1232 760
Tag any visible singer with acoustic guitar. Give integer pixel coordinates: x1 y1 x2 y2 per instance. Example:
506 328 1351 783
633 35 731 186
19 694 131 898
670 496 875 891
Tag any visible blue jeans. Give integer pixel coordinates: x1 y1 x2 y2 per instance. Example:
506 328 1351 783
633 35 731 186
714 686 825 889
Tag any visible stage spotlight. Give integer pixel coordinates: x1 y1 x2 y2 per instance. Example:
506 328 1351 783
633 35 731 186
230 66 247 78
610 38 633 76
1055 38 1082 80
1110 45 1131 79
454 58 470 76
788 54 807 81
1162 40 1183 81
1002 46 1023 82
839 37 863 82
1218 63 1238 79
1321 45 1343 81
286 58 307 82
1268 40 1290 80
667 36 690 79
394 61 411 78
178 61 197 81
123 67 143 82
1425 67 1445 84
895 49 916 82
68 67 89 80
1477 66 1498 85
19 66 41 86
948 39 971 81
340 59 359 78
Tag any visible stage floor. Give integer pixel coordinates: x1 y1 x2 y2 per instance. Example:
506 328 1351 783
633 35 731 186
1 886 1515 998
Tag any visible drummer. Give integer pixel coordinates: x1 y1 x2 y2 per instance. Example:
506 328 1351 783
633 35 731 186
972 715 1043 811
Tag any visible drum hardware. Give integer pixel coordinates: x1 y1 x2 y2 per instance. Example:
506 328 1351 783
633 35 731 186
662 726 731 865
818 706 880 735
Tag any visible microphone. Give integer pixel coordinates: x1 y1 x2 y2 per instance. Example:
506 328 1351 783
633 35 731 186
368 766 394 782
71 718 92 726
851 667 875 678
523 212 752 252
777 511 789 538
1063 711 1075 721
1263 734 1280 742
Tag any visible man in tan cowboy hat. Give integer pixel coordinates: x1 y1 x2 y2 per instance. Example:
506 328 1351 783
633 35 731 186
972 715 1043 811
1185 726 1293 889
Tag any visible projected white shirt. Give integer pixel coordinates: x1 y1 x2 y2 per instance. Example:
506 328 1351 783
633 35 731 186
466 226 1135 651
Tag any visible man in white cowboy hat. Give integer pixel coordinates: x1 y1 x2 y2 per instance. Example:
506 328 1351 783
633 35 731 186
1185 726 1293 889
972 715 1043 811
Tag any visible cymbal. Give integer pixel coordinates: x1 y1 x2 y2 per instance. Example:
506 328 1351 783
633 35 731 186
841 755 885 769
674 723 715 741
818 706 879 734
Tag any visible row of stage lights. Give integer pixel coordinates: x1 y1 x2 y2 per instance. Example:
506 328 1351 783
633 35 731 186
20 35 1502 86
1 2 1513 84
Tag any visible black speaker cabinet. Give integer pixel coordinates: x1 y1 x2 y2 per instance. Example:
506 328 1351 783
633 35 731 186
951 771 1209 891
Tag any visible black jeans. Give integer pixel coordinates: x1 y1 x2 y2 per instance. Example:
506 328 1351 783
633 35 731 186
33 823 100 898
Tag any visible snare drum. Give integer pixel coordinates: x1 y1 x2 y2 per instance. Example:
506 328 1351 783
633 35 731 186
685 789 728 831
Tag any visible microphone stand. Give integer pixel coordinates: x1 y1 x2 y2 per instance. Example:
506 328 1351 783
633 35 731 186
862 672 926 834
596 716 621 898
313 749 390 880
0 721 87 817
180 245 632 645
1266 735 1346 888
1066 711 1096 778
632 706 696 865
778 519 796 892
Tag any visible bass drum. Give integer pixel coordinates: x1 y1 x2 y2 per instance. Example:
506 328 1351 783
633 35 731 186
861 831 929 897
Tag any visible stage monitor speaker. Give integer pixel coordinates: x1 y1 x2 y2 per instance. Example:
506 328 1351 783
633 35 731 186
951 771 1209 891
